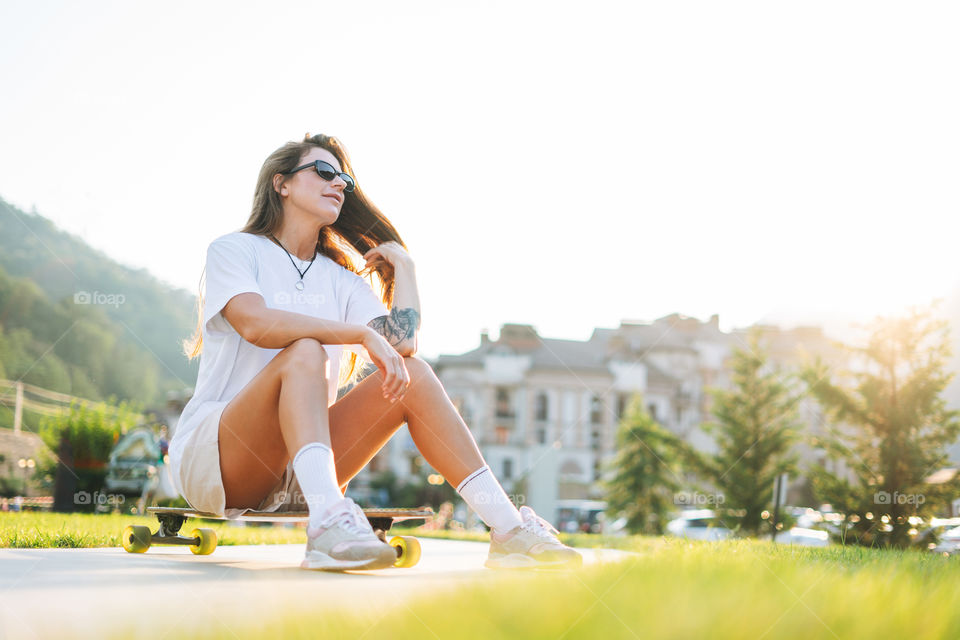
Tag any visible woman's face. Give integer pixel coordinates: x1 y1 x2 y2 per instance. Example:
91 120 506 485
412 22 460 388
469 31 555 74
279 147 348 225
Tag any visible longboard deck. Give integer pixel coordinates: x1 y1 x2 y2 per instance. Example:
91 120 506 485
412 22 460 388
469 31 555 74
147 506 434 524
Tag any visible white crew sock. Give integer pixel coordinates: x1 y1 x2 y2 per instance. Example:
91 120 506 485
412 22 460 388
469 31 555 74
456 465 524 534
291 442 345 531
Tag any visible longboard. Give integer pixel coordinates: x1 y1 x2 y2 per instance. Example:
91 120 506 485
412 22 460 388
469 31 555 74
121 506 434 568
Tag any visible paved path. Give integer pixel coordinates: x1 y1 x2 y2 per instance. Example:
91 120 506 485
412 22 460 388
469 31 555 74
0 538 634 639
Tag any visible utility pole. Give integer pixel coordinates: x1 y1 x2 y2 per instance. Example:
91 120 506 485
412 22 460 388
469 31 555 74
772 473 788 542
14 381 23 435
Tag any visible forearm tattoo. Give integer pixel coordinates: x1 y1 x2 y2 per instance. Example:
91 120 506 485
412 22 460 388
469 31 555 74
368 307 421 347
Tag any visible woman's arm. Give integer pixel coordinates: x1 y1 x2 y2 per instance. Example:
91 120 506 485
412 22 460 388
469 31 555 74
364 242 421 357
224 292 373 349
223 292 410 402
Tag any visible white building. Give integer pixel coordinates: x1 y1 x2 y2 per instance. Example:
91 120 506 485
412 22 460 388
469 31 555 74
427 315 739 528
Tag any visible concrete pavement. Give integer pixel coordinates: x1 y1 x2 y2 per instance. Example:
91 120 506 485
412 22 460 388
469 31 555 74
0 537 635 639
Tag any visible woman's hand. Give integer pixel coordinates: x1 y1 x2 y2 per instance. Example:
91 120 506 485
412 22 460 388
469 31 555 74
361 328 410 403
363 241 414 270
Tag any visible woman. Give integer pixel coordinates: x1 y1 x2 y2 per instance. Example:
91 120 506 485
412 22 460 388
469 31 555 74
173 133 581 571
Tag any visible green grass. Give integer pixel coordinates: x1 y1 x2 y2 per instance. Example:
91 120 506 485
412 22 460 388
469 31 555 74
0 511 308 548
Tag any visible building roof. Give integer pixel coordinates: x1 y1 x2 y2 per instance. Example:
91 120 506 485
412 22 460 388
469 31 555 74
434 327 610 373
435 315 731 376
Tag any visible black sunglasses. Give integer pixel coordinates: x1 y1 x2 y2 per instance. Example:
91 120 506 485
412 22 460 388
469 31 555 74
283 160 356 192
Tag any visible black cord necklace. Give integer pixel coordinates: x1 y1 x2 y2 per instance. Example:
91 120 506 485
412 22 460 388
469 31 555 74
270 234 316 291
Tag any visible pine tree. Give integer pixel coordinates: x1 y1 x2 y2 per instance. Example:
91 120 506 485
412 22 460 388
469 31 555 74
803 307 960 548
605 394 685 535
702 333 800 536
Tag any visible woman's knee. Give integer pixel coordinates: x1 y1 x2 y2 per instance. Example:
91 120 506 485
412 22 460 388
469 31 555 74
280 338 329 375
403 355 439 387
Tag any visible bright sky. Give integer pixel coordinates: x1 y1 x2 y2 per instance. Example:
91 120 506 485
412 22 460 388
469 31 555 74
1 1 958 360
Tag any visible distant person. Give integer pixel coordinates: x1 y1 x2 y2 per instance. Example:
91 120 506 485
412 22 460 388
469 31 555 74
423 500 458 531
171 133 580 572
157 426 169 460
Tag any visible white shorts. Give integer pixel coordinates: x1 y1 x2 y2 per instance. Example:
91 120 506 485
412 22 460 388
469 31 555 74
176 404 305 518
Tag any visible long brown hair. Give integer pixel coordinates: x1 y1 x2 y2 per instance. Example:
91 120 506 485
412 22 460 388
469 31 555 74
181 133 407 389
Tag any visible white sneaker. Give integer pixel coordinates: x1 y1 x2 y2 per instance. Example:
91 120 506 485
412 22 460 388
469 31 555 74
301 497 397 571
485 505 583 569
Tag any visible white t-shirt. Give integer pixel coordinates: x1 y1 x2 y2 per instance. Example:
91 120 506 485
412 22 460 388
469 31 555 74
169 231 388 497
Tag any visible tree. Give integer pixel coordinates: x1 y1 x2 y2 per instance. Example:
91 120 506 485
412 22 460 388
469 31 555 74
803 307 960 548
701 333 800 537
605 394 686 535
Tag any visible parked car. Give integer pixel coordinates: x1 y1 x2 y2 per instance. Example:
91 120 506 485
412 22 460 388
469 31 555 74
104 427 163 495
772 526 830 547
910 518 960 552
667 508 832 546
788 506 825 529
929 524 960 555
105 426 179 513
666 510 733 541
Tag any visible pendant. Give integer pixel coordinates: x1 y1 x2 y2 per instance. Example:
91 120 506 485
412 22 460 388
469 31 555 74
295 281 304 291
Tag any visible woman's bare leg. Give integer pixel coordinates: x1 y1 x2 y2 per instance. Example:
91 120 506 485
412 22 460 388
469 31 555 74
218 337 331 509
328 355 485 490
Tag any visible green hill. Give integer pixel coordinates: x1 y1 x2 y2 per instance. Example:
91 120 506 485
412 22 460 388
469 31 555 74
0 197 199 429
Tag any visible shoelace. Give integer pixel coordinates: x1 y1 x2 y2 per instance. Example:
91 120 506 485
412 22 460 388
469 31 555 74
348 500 378 536
521 509 561 541
321 499 374 537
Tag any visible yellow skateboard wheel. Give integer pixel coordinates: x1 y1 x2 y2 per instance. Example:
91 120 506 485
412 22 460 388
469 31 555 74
189 528 218 555
122 525 152 553
389 535 421 568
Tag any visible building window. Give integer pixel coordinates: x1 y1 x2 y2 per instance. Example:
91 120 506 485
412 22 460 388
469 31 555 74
495 426 510 445
503 458 513 479
536 428 547 444
590 394 603 424
535 392 549 421
616 394 627 420
591 430 601 450
495 387 514 418
647 403 658 421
